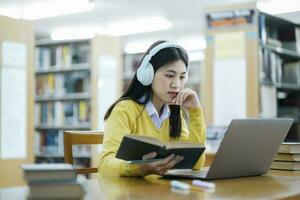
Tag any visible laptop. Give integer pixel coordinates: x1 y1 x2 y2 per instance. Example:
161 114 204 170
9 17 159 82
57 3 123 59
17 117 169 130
164 118 293 180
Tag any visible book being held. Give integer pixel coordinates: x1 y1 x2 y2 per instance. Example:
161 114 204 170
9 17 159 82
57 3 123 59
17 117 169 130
116 135 205 169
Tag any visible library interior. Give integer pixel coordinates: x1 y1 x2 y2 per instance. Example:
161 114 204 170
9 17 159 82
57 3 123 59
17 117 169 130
1 0 300 199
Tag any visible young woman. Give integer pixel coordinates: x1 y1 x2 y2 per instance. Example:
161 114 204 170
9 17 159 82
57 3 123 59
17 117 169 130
98 40 206 177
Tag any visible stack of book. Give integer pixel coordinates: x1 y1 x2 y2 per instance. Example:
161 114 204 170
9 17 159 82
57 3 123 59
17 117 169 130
21 163 85 199
271 142 300 172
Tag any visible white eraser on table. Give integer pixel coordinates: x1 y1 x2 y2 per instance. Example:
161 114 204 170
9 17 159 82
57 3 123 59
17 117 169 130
192 180 215 190
170 180 191 191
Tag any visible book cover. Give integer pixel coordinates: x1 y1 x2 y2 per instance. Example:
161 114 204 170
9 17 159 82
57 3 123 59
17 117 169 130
116 135 205 169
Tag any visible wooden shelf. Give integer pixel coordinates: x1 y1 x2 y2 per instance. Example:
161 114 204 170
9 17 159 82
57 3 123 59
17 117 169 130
35 92 91 101
35 124 91 130
260 43 300 60
36 154 90 158
35 63 90 74
261 81 300 91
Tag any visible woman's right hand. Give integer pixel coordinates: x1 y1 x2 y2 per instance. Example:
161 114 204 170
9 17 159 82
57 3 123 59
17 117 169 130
139 152 184 176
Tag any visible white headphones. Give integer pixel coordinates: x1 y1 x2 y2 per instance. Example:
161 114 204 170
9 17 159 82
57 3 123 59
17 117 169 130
136 41 189 86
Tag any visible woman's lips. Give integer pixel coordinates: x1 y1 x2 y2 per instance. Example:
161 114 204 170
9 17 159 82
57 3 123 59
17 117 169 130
168 92 178 98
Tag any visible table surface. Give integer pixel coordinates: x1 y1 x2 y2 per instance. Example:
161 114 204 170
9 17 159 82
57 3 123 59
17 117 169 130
1 171 300 200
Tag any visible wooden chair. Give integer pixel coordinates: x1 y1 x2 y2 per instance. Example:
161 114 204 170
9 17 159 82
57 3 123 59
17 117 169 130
64 130 104 174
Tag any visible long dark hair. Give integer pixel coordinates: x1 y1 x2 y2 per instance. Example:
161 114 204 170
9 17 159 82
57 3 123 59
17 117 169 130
104 40 189 138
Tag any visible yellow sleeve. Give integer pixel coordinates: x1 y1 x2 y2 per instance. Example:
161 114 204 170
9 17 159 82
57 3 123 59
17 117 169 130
181 106 206 170
98 101 143 177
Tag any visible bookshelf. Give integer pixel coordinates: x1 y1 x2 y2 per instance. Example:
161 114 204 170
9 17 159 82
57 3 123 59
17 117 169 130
34 36 122 170
34 40 92 166
0 16 34 187
202 2 300 149
259 12 300 142
123 52 202 96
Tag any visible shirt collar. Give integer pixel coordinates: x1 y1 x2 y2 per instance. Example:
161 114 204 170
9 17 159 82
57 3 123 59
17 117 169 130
145 100 170 120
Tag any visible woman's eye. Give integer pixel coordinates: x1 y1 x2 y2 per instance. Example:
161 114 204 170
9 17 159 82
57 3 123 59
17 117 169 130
180 76 186 80
165 74 174 78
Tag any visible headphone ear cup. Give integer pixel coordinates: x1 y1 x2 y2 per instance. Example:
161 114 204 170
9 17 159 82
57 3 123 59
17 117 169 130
137 63 154 86
144 63 154 85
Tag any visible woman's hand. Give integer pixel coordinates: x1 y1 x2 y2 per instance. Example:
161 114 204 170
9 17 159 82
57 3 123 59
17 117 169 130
139 152 184 176
170 88 200 109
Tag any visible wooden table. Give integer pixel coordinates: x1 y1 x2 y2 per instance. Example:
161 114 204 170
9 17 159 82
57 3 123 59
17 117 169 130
1 172 300 200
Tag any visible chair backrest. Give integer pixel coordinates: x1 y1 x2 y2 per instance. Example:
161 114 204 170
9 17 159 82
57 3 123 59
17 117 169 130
64 130 104 174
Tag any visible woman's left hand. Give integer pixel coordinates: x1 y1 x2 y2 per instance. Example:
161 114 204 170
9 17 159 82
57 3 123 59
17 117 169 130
170 88 201 109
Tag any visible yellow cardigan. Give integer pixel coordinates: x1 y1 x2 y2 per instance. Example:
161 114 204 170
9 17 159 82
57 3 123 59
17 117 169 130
98 99 206 177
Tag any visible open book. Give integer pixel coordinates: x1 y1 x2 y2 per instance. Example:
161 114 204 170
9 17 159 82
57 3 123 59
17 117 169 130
116 135 205 169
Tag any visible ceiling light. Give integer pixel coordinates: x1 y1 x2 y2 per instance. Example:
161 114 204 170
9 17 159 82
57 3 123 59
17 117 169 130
257 0 300 15
0 0 95 20
124 41 154 54
51 26 104 41
105 17 172 36
0 8 22 19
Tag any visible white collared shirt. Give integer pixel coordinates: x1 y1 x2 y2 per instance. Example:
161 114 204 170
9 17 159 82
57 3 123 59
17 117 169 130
145 100 170 129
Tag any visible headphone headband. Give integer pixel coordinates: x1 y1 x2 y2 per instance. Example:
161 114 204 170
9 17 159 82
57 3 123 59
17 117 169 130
137 41 189 86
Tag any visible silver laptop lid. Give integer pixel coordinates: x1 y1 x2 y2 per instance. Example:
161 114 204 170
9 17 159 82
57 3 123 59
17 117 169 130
206 118 293 180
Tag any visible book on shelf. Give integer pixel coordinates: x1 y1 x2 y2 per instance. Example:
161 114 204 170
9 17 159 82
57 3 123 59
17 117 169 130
260 48 283 84
35 47 51 70
34 130 63 157
116 135 205 169
270 161 300 171
34 130 91 159
274 153 300 161
278 142 300 154
55 45 71 69
282 61 300 85
71 43 90 64
21 163 77 183
36 42 90 71
35 101 90 126
267 38 282 47
296 27 300 53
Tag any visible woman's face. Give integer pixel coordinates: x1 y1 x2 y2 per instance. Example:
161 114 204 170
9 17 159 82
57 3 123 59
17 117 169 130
151 59 188 105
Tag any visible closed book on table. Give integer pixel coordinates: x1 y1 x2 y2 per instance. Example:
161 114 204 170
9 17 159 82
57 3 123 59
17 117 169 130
28 182 84 199
271 161 300 170
21 163 77 183
278 142 300 154
269 169 300 176
274 153 300 161
116 135 205 169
